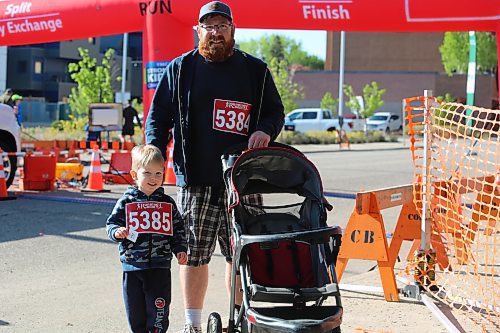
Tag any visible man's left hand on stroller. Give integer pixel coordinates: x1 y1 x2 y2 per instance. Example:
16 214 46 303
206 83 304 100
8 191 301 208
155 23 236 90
248 131 270 149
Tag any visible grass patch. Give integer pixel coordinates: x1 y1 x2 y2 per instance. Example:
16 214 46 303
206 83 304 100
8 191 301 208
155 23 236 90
277 130 398 145
22 125 398 146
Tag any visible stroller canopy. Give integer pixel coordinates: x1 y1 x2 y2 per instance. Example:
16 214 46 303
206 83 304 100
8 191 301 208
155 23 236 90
230 146 324 202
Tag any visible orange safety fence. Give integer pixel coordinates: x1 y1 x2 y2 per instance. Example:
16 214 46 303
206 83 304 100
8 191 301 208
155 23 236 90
21 140 134 152
404 97 499 332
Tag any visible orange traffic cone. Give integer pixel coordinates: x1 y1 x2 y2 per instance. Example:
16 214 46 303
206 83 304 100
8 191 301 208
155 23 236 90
164 141 176 186
0 148 16 201
82 145 110 192
338 129 350 150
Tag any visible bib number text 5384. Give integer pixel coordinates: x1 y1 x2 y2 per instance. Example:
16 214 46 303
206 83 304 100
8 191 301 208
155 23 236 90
213 99 251 135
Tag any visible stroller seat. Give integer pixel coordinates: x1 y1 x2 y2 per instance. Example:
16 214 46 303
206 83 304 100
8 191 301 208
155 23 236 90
239 212 342 304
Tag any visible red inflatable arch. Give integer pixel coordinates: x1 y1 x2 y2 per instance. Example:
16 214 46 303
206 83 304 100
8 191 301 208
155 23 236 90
1 0 499 117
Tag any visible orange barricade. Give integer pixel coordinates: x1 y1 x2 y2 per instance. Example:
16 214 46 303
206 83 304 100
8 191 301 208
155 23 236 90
22 140 130 152
20 153 57 191
103 152 133 185
164 141 176 186
78 140 133 151
335 184 447 302
21 140 55 151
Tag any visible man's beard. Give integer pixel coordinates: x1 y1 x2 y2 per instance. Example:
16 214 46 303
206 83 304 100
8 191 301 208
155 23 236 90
199 36 235 62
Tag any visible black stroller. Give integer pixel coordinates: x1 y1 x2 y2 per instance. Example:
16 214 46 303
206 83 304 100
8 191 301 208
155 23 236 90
208 143 343 333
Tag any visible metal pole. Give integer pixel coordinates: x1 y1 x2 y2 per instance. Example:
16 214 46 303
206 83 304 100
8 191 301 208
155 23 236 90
337 31 345 130
465 31 476 132
0 46 7 92
466 31 476 107
121 33 129 105
420 90 433 251
402 99 406 147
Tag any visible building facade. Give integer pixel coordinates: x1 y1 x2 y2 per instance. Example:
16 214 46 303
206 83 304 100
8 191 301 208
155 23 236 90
295 32 497 113
5 33 143 102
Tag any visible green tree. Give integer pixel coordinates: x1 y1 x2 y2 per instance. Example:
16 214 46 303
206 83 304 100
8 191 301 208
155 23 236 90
362 82 386 118
270 35 285 62
436 93 455 103
239 34 325 70
439 32 497 75
343 82 385 118
59 48 117 130
320 92 339 116
343 84 361 116
132 98 143 116
268 57 304 113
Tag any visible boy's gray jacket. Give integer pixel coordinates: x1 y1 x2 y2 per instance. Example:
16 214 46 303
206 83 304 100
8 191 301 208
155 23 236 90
145 48 285 186
106 186 187 271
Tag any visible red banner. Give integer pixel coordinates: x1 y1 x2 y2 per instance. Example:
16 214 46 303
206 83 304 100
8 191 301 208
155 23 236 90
0 0 144 46
1 0 498 47
171 0 500 31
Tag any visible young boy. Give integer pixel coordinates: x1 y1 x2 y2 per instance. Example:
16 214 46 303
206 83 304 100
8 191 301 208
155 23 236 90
107 144 187 333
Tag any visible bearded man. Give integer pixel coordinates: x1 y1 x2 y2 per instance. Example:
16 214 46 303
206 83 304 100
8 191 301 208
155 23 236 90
145 2 285 332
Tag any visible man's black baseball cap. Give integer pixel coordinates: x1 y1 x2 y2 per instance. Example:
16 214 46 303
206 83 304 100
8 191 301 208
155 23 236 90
199 1 232 22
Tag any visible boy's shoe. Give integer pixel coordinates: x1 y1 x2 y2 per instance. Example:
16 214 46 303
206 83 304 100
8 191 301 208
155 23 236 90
183 324 202 333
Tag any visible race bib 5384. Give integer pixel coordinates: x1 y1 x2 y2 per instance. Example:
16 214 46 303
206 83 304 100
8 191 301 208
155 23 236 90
213 99 251 136
125 202 173 236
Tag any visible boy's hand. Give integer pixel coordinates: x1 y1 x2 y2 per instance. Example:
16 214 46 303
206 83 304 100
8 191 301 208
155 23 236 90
176 252 187 265
114 227 129 239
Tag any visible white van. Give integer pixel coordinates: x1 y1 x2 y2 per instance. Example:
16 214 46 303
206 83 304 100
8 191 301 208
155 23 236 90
366 112 403 133
0 103 21 188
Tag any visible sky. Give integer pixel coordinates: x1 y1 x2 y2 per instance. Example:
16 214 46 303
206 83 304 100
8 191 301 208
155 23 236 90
234 29 327 60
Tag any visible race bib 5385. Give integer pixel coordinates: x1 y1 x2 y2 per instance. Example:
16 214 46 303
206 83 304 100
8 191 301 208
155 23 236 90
213 99 251 136
125 202 173 236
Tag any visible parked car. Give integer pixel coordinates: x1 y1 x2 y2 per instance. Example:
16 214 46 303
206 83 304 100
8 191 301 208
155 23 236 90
0 103 21 188
366 112 403 133
284 108 365 133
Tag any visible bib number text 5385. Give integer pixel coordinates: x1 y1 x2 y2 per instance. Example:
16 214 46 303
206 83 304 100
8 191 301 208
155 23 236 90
125 202 173 236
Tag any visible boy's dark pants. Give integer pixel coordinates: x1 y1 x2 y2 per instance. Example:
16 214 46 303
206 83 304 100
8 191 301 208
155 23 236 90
123 268 171 333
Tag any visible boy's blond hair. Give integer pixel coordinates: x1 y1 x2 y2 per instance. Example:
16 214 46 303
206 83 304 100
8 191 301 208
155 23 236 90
131 144 165 171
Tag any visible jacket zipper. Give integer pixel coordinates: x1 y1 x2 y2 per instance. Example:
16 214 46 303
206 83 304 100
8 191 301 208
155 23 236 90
148 234 152 267
255 68 267 128
177 61 188 183
147 194 153 267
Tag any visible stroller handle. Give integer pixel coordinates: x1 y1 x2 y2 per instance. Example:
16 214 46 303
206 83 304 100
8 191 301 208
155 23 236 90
221 141 304 160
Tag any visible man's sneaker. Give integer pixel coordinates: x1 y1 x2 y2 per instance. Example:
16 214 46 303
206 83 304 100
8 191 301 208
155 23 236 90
183 324 202 333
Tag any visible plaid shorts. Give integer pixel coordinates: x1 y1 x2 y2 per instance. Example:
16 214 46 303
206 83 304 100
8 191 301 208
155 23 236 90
177 186 261 266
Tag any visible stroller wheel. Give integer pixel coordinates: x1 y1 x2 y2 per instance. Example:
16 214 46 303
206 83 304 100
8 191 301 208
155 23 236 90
207 312 223 333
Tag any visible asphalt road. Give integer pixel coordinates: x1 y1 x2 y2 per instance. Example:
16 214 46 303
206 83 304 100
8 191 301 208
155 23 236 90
1 141 447 333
